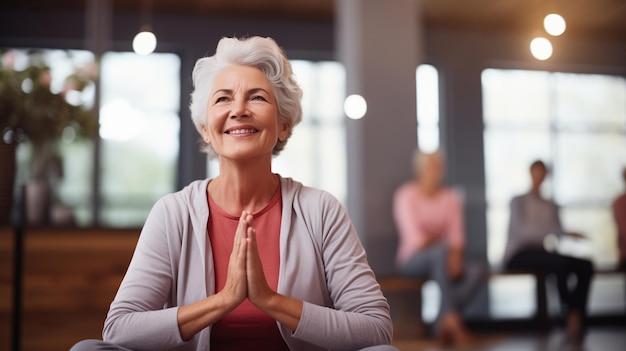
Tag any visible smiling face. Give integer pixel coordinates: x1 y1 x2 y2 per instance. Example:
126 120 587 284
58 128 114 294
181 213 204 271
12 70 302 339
201 65 290 162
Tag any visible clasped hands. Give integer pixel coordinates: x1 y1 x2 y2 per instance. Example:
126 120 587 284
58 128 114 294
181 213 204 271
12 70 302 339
178 211 301 340
220 211 276 311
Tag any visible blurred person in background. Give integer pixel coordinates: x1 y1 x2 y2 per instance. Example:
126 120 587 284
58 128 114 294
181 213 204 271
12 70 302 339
504 160 593 344
393 150 486 346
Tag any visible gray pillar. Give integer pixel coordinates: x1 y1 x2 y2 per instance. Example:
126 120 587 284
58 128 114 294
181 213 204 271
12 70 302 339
336 0 422 274
177 52 208 188
85 0 112 225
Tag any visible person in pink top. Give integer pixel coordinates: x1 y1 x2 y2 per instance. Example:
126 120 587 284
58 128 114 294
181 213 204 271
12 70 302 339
393 150 485 345
612 167 626 270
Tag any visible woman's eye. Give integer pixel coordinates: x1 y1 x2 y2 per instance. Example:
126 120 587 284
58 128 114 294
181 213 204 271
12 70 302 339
251 95 267 102
215 96 229 103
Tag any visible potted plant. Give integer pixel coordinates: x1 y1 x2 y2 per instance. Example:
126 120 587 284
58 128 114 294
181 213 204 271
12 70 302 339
0 49 98 225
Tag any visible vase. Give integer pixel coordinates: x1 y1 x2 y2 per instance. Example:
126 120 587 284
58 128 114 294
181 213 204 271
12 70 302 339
0 141 16 225
24 178 51 226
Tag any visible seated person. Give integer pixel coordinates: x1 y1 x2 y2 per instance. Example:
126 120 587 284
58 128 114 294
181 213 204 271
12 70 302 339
393 150 485 345
504 160 593 344
71 36 396 351
612 167 626 270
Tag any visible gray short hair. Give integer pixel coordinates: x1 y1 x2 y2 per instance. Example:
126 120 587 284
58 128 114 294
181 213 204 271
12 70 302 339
412 149 444 170
189 36 303 158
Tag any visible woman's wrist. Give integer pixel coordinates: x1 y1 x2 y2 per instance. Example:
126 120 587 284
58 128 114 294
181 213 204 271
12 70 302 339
253 293 303 331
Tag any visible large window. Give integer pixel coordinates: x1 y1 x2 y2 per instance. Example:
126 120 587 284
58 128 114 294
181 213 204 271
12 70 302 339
482 69 626 269
482 68 626 317
275 60 346 202
99 52 180 227
3 48 181 227
416 64 440 153
4 49 96 226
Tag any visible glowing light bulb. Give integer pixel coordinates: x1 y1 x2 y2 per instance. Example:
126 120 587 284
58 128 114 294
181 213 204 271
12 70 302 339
530 37 553 60
544 14 566 36
344 94 367 119
132 30 157 55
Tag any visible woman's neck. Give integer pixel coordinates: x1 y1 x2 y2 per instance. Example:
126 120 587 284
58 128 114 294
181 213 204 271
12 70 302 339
530 186 542 197
208 156 279 216
417 180 441 198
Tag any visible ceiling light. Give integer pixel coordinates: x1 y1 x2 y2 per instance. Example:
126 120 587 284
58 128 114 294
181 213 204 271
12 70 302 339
133 0 157 55
344 94 367 120
544 14 566 36
530 37 553 60
133 28 157 55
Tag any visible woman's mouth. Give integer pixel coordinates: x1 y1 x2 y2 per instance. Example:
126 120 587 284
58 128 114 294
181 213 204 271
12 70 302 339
225 128 258 135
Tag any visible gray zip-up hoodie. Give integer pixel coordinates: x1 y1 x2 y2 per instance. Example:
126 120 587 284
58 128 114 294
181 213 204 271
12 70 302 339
103 176 392 350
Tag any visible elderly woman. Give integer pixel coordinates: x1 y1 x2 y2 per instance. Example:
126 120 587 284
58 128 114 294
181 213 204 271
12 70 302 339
393 150 485 345
71 37 395 351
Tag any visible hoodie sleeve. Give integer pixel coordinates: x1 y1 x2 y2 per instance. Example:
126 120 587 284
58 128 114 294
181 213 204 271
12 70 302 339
291 191 393 350
102 197 185 350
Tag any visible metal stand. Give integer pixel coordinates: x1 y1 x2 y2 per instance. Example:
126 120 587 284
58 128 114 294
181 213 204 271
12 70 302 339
11 186 25 351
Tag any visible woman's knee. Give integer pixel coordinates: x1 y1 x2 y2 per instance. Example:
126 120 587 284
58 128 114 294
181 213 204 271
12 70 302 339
570 257 594 276
70 340 101 351
69 339 131 351
358 345 401 351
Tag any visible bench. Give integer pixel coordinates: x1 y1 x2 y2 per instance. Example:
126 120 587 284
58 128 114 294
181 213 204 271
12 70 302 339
377 270 550 339
379 267 626 341
488 270 548 327
377 276 427 339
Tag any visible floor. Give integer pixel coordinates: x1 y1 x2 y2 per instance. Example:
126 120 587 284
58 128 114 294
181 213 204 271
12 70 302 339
392 326 626 351
2 314 625 351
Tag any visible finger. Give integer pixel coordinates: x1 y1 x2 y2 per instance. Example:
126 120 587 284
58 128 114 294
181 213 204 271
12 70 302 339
235 228 248 260
246 228 262 283
247 227 257 253
229 211 249 264
233 211 249 243
246 227 262 269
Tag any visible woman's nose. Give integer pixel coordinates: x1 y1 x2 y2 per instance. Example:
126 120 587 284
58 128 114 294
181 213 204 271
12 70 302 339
230 98 249 119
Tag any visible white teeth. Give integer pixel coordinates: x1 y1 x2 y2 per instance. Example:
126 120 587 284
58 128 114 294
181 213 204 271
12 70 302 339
228 129 257 135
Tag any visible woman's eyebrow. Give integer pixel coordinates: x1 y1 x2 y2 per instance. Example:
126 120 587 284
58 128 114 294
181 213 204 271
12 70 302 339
248 88 271 95
211 88 271 97
212 89 232 97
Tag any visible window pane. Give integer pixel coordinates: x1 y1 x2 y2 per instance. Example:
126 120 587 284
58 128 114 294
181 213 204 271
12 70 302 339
272 122 316 184
317 125 347 202
554 72 626 126
482 69 551 126
554 132 626 204
313 62 346 121
3 48 96 226
56 139 94 225
100 52 180 227
272 61 346 204
489 275 536 318
486 206 509 267
560 207 619 268
416 64 439 152
483 129 551 206
483 68 626 270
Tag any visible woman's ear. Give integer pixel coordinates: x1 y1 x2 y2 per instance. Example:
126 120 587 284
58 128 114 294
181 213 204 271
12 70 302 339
278 121 291 142
200 124 211 144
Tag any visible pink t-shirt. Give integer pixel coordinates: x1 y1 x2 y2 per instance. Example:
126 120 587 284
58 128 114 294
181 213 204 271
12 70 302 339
393 183 465 266
208 186 289 351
